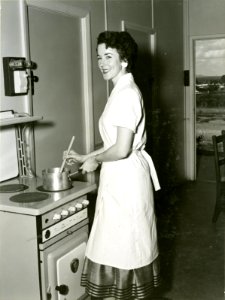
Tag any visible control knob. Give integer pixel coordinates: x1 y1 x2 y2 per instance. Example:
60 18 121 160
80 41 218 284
53 213 61 221
75 203 83 210
82 199 89 207
68 206 76 213
61 209 69 217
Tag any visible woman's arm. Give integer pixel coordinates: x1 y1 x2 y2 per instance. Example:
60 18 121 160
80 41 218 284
80 127 134 173
83 147 105 160
96 126 134 162
64 147 105 165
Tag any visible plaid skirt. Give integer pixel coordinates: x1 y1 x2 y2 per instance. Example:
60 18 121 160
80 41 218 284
81 257 160 299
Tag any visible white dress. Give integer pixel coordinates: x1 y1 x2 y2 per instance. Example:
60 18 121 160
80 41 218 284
85 73 160 270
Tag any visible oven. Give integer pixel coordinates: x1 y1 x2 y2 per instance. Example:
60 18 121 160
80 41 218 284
0 178 96 300
39 197 89 300
40 222 88 300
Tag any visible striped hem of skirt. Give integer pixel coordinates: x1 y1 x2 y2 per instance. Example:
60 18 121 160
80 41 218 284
81 257 160 299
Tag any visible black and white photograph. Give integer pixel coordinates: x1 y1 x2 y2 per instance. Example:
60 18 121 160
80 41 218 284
0 0 224 300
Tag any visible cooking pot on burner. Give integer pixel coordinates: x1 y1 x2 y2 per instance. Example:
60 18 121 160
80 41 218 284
42 167 79 191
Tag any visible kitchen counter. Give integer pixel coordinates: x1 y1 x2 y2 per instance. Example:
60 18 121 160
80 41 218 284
0 177 97 216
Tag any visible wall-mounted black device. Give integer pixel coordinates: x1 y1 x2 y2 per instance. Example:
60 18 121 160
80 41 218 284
3 57 35 96
184 70 190 86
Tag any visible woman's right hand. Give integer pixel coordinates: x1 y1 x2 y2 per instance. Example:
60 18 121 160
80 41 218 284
63 150 87 165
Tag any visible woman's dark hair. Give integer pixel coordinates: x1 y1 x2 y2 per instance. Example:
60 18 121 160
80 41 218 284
97 31 138 73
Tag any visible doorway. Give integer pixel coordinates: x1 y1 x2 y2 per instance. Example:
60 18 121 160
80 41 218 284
194 37 225 181
24 1 94 181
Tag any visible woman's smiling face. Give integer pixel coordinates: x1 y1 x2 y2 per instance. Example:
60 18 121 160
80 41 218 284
97 43 126 85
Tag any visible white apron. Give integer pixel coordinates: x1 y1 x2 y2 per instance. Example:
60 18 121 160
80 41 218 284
85 74 160 270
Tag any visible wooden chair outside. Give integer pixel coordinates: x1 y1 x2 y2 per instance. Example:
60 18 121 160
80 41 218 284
211 130 225 222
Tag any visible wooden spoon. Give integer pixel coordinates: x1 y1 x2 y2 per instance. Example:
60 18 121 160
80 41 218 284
59 136 75 173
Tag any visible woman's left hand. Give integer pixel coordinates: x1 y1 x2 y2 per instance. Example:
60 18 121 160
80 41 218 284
80 157 99 173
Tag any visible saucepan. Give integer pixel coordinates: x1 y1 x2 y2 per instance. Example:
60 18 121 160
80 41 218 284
42 136 80 191
42 167 81 191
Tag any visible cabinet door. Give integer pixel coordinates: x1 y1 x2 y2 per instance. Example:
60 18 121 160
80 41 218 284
0 212 40 300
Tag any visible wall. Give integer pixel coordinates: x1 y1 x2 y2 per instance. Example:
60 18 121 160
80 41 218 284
1 0 30 114
188 0 225 36
107 0 153 30
153 0 185 190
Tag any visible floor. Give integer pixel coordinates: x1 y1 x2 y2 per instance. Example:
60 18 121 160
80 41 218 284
86 154 224 300
155 180 224 300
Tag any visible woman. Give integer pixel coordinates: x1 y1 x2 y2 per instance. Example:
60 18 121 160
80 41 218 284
64 31 160 299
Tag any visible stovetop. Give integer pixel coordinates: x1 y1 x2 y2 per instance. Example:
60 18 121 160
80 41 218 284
0 177 96 216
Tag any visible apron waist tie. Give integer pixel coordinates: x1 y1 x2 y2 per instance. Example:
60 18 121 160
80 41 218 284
140 150 161 191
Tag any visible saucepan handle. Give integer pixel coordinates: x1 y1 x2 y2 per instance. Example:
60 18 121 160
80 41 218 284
68 168 82 177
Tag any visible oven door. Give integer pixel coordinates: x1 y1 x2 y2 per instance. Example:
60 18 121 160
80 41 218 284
40 224 88 300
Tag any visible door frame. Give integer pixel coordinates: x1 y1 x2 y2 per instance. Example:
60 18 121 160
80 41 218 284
184 33 225 180
22 0 95 182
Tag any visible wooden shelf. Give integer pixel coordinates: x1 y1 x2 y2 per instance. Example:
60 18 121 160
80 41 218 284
0 116 43 127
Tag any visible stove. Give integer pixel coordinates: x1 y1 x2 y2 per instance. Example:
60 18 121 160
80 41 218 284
0 177 96 300
0 177 96 215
